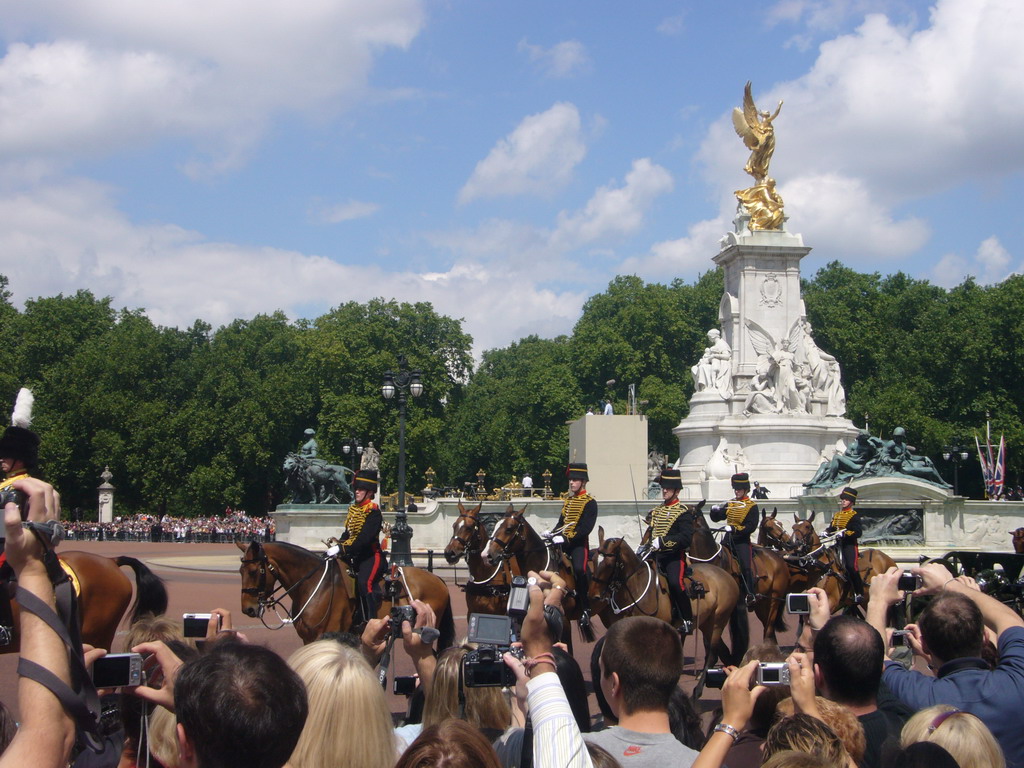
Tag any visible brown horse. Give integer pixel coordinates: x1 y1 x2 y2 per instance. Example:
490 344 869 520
443 501 516 616
237 540 455 648
758 508 833 597
482 505 599 641
688 501 791 644
589 534 740 668
789 513 896 612
3 552 168 654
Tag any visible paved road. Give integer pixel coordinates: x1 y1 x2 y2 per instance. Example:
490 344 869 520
0 540 799 723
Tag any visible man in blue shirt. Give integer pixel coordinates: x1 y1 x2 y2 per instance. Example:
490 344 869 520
866 562 1024 768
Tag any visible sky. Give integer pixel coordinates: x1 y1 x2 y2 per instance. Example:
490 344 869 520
0 0 1020 358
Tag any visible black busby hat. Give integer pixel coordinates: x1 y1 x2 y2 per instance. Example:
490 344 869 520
658 468 682 490
353 469 378 493
840 486 858 503
731 472 750 491
566 463 589 482
0 388 39 469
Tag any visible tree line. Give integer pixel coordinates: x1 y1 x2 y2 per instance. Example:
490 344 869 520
4 263 1019 516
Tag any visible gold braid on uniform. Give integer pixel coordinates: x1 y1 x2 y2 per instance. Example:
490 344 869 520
650 504 685 547
0 469 30 493
831 508 856 531
726 498 756 531
342 501 372 546
559 493 592 539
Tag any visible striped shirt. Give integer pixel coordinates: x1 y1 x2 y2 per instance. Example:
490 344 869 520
527 673 594 768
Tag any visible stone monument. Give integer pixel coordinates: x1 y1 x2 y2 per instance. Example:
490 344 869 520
98 465 115 524
673 82 859 500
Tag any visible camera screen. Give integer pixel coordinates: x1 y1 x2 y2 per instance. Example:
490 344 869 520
92 654 141 688
760 666 780 683
468 614 512 645
787 594 810 613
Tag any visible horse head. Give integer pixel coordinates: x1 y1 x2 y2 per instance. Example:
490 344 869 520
444 501 482 564
1012 528 1024 554
483 505 527 566
591 536 627 598
759 508 792 550
790 517 819 554
237 539 275 618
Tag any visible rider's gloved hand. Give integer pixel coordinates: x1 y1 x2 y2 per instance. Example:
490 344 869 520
541 530 553 539
551 535 566 546
650 537 662 551
325 544 341 558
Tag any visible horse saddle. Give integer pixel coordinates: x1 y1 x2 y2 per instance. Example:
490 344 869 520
0 554 81 598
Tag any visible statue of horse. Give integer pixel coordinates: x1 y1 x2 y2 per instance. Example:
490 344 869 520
788 512 896 612
589 533 740 670
688 500 791 645
2 552 168 654
282 452 353 504
237 540 454 648
443 502 516 617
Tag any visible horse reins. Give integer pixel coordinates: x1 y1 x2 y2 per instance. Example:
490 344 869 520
241 545 336 630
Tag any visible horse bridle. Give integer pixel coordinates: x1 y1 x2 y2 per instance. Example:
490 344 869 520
487 515 526 563
761 520 796 551
448 513 482 555
591 540 658 616
240 543 330 624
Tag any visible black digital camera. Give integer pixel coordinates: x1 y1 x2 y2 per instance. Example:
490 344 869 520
463 613 523 688
897 571 923 592
391 605 416 639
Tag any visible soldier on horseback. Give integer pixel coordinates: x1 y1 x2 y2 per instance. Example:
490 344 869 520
335 469 387 624
542 462 597 633
825 486 864 603
0 388 41 645
638 468 695 635
710 472 759 609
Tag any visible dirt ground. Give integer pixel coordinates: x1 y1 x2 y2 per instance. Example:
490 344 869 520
0 540 800 723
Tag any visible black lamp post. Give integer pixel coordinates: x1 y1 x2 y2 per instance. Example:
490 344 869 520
942 443 971 496
382 355 423 566
340 437 362 498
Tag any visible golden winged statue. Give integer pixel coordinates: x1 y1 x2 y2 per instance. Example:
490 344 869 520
732 82 785 229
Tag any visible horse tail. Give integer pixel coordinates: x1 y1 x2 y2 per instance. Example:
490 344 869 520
437 598 456 652
115 556 169 623
726 600 750 667
773 601 788 633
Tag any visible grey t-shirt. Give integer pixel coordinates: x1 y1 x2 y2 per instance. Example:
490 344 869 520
584 727 699 767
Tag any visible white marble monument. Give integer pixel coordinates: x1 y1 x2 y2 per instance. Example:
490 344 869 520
673 212 860 499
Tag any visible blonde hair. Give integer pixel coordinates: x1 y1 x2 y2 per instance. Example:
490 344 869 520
763 713 848 768
287 640 397 768
148 705 179 768
124 613 192 652
777 697 865 765
422 646 511 731
901 705 1005 768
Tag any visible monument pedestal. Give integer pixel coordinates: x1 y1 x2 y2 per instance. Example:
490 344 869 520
675 216 858 499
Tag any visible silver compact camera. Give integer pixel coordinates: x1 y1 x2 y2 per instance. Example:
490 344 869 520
756 662 790 686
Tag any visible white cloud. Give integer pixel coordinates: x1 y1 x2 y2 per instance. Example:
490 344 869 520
622 216 731 277
313 199 381 224
0 0 425 171
931 236 1019 287
551 158 674 250
517 38 590 78
458 102 586 204
657 13 686 35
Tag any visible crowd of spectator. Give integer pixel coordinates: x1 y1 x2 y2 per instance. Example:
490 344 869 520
63 511 275 543
3 476 1024 768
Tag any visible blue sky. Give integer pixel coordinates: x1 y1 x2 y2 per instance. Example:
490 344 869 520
0 0 1019 356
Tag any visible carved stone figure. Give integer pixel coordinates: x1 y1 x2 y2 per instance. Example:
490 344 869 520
691 329 733 399
742 365 779 416
283 452 354 504
647 449 667 484
745 319 811 415
804 431 883 488
299 428 318 459
825 360 846 417
701 437 746 481
360 441 380 471
879 428 951 487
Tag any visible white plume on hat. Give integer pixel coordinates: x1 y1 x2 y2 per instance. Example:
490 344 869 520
11 388 33 428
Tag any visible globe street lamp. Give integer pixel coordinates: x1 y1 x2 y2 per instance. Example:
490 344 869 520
382 355 422 566
942 443 972 496
340 437 362 499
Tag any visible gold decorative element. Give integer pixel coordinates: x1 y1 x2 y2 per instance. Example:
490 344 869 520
735 178 785 231
732 82 785 229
